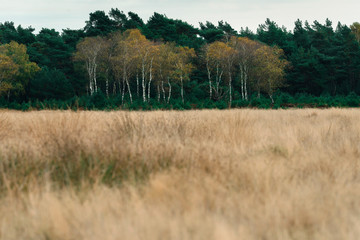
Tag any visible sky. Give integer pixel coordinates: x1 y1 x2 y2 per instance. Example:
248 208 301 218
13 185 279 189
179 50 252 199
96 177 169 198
1 0 359 33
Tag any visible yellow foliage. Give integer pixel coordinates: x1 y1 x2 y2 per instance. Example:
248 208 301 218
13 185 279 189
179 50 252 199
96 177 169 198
173 46 196 81
252 45 289 101
154 42 178 82
206 41 229 63
0 41 40 97
0 54 18 82
350 22 360 42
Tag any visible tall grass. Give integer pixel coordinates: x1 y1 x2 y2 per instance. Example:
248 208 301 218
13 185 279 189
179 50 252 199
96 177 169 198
0 109 359 240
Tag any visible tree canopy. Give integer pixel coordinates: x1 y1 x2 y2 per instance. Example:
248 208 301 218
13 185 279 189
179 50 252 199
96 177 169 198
0 10 360 109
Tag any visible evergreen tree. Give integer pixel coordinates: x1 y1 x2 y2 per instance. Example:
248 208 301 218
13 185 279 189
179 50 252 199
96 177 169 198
29 67 74 100
84 11 117 36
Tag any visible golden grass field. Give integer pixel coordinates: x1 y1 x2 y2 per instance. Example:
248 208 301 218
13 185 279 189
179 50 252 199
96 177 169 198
0 109 359 240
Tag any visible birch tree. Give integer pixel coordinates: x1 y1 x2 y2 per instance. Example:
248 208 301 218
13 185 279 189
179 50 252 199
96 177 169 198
74 36 105 95
221 44 236 107
254 45 288 103
174 46 195 104
204 41 235 105
146 44 159 101
111 31 136 104
204 41 228 100
124 29 153 102
230 37 262 101
154 42 177 103
202 44 214 100
99 38 115 98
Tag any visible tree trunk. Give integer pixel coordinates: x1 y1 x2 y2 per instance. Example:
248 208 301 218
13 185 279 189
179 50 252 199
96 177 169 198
244 66 248 101
147 57 153 101
126 76 133 104
216 70 223 96
180 75 184 104
161 80 166 103
119 81 122 96
123 64 132 104
89 79 93 96
93 62 98 93
142 61 146 102
206 61 212 100
105 69 109 98
269 94 274 104
157 85 160 102
89 63 94 96
228 71 232 108
268 80 274 104
86 60 94 96
136 72 139 97
215 64 219 94
121 79 126 104
113 81 116 95
167 77 172 104
240 65 244 100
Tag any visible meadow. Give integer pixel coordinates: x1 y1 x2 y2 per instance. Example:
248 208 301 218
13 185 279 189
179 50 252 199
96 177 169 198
0 109 359 240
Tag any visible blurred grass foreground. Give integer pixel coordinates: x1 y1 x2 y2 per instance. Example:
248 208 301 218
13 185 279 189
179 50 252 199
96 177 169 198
0 109 359 240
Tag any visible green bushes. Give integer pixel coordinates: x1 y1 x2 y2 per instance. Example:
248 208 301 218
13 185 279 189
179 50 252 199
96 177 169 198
1 91 360 111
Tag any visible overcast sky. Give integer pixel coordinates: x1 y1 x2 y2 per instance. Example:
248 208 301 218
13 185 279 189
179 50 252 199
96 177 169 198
1 0 359 33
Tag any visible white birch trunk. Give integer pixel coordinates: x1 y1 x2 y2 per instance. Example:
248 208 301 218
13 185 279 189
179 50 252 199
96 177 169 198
142 60 146 102
86 58 94 95
136 72 139 97
93 59 98 93
167 77 172 104
161 80 166 103
121 79 126 104
216 69 223 95
269 94 274 104
244 66 248 101
126 76 133 104
240 65 244 100
147 57 153 101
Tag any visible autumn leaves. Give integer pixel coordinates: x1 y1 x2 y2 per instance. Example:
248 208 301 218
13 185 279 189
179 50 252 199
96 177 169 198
0 42 40 99
74 29 195 104
204 37 288 105
74 29 288 106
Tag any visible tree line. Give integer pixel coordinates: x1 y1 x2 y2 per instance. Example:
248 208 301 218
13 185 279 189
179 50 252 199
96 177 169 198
1 9 360 109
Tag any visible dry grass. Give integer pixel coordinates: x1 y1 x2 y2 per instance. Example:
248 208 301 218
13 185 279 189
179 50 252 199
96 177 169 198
0 109 359 240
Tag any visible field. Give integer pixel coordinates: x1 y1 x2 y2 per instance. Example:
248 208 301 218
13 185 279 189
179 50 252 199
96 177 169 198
0 109 359 240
